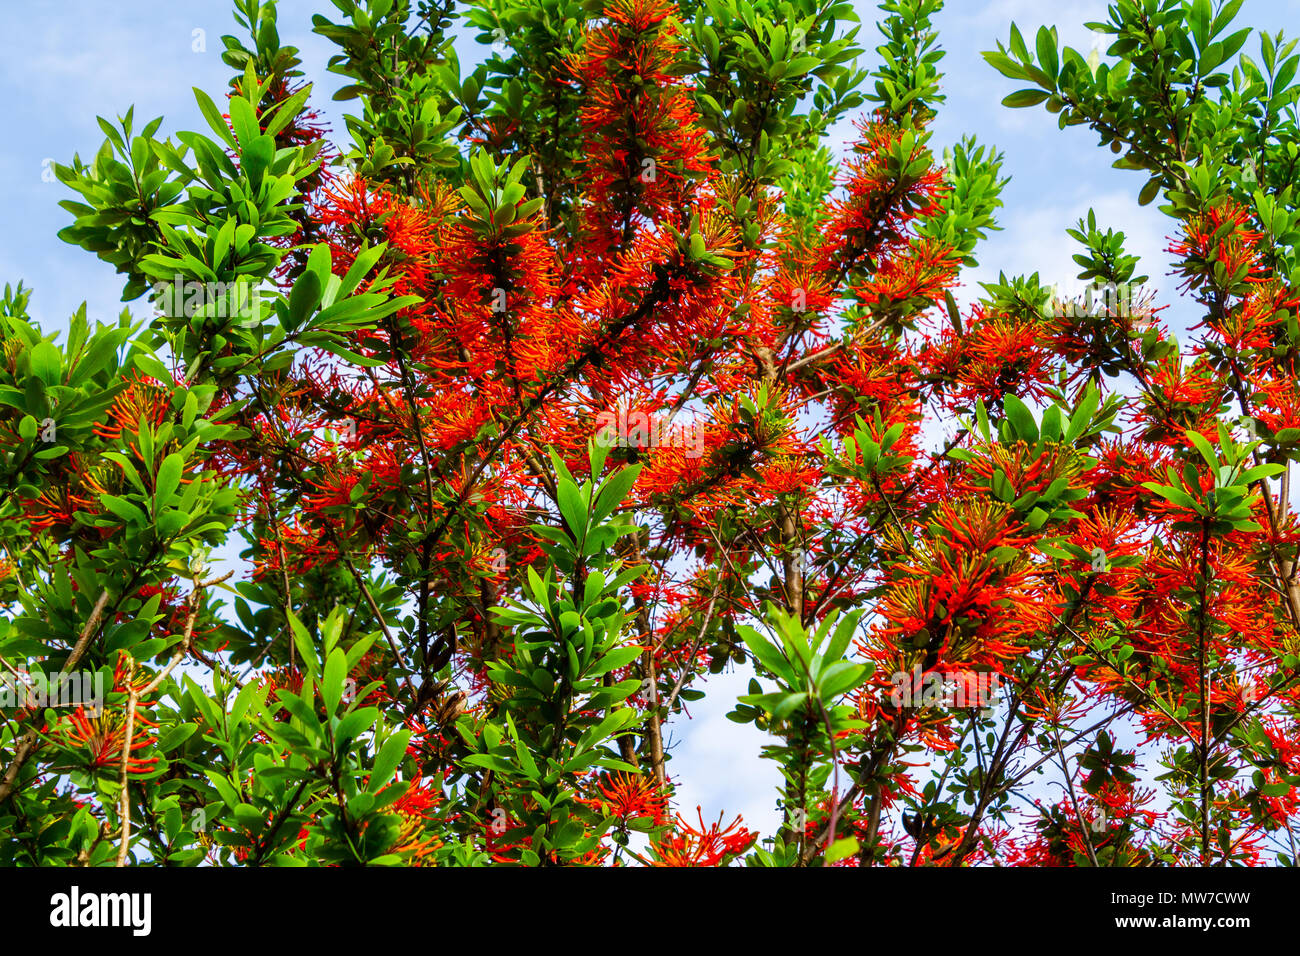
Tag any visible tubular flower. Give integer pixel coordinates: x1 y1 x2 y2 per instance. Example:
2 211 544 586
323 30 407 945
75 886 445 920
315 176 436 295
921 312 1054 406
1168 201 1264 293
649 808 756 866
596 772 669 824
853 236 961 321
59 705 159 775
93 375 172 443
816 118 948 277
566 0 714 258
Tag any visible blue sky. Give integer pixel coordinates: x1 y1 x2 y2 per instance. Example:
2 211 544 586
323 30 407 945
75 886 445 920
4 0 1298 838
6 0 1298 337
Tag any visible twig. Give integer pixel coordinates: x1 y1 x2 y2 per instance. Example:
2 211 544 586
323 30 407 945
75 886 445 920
0 588 112 804
116 572 231 866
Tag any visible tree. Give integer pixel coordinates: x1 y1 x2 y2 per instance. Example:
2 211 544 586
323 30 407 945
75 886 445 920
0 0 1294 867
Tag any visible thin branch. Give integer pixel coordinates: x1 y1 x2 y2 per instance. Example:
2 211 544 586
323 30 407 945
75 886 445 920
117 571 231 866
0 588 112 805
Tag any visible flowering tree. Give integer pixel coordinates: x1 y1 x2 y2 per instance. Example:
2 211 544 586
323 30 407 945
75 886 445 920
0 0 1296 867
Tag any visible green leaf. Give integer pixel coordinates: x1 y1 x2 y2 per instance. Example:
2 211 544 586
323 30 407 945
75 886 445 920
193 88 238 149
1035 26 1059 80
156 723 199 752
287 611 318 677
154 452 184 507
462 753 518 775
817 661 870 700
29 342 61 386
1002 89 1050 108
769 691 809 722
556 478 587 541
1003 394 1038 443
822 611 861 665
739 625 797 685
337 243 386 299
1186 430 1218 471
228 95 258 146
323 647 346 714
367 730 411 792
1138 176 1161 206
99 493 147 525
1065 387 1100 443
592 464 640 524
1140 482 1200 511
287 269 322 330
825 836 859 864
589 644 644 678
336 707 379 742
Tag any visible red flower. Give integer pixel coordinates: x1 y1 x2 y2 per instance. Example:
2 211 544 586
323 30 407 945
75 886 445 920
649 807 755 866
817 118 948 277
59 705 158 775
596 772 668 824
1168 201 1264 292
93 374 171 443
567 0 714 258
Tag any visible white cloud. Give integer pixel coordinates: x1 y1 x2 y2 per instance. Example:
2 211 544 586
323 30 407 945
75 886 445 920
663 662 784 838
962 189 1168 294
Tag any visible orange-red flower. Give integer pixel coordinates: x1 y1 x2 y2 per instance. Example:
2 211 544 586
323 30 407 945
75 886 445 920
649 808 755 866
59 705 158 775
596 772 668 824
